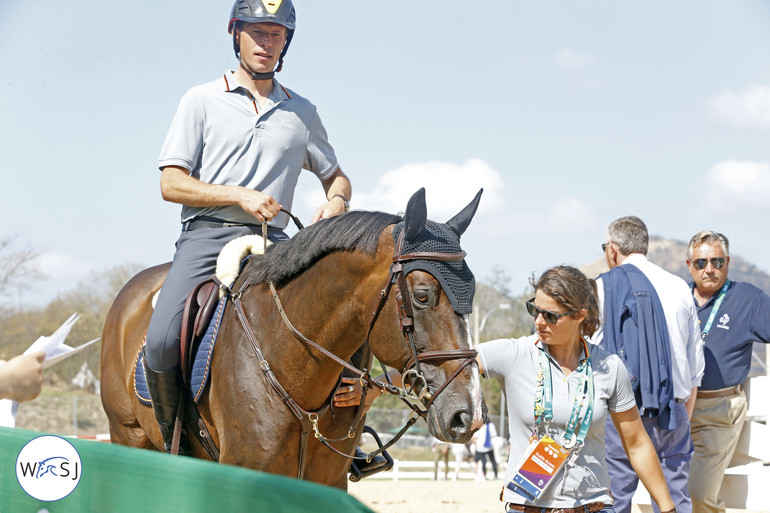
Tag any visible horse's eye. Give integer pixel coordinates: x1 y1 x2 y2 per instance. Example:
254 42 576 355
413 290 429 304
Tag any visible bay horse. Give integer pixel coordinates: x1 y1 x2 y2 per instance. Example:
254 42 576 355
100 188 486 489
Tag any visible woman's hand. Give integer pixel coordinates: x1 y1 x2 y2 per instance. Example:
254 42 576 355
611 407 676 513
333 377 382 411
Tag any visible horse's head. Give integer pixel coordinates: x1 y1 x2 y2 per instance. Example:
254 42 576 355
369 188 487 443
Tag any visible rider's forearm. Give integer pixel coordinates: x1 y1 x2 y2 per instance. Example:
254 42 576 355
320 168 351 203
160 166 250 208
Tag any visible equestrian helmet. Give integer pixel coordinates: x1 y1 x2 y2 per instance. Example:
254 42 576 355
228 0 296 73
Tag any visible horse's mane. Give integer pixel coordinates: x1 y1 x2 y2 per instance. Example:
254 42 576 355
243 210 403 285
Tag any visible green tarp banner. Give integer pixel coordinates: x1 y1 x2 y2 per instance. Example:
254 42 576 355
1 427 374 513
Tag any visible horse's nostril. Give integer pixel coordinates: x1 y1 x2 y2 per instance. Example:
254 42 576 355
450 409 472 431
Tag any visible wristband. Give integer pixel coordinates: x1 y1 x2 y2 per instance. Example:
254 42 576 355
332 194 350 212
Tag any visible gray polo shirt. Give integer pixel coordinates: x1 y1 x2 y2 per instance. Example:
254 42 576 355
159 71 339 229
478 335 636 507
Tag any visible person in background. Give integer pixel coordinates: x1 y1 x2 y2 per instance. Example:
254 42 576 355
0 351 45 402
595 216 702 513
686 230 770 513
472 419 498 480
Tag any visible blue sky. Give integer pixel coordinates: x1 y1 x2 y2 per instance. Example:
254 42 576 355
2 1 770 306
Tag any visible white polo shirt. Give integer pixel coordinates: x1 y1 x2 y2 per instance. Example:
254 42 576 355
159 71 339 229
478 335 636 508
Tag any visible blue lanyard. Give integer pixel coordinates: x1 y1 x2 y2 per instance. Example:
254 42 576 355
699 279 731 339
534 339 594 451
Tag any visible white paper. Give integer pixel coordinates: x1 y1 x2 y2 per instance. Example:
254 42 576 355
0 314 99 428
23 313 80 357
42 338 99 369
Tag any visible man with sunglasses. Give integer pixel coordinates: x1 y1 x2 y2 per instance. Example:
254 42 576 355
686 231 770 513
593 216 703 513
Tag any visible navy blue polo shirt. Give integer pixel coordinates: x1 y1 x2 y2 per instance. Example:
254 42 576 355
693 281 770 390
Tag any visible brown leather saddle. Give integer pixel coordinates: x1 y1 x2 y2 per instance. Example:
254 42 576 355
179 277 221 386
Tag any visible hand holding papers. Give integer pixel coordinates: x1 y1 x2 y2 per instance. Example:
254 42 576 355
0 313 99 427
0 351 45 402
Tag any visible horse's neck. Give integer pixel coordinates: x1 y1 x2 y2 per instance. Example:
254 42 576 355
255 249 390 408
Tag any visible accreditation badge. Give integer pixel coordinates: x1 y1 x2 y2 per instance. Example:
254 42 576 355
507 435 570 500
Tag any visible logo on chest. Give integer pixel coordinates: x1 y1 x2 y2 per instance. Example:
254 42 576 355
717 313 730 330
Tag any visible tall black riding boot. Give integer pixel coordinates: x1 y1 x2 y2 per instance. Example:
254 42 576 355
143 351 190 455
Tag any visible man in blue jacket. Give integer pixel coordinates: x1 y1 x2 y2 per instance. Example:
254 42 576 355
686 230 770 513
594 216 703 513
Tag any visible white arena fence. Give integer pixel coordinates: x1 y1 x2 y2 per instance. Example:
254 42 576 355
367 459 507 481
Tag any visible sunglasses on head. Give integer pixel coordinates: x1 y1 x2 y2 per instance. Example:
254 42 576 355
691 257 726 270
525 298 575 324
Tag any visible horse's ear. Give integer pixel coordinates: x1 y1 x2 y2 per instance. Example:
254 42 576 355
446 188 483 237
403 188 428 243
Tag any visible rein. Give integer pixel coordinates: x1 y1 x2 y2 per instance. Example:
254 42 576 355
221 216 477 477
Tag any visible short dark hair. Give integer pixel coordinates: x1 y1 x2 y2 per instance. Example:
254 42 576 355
529 265 600 337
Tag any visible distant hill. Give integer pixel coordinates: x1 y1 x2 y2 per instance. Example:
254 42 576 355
580 236 770 295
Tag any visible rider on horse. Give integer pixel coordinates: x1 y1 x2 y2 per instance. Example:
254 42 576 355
144 0 351 454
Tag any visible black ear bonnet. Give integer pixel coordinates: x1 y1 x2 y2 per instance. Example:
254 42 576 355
392 220 475 315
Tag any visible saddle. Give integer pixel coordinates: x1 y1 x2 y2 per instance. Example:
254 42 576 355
135 279 225 407
179 278 221 385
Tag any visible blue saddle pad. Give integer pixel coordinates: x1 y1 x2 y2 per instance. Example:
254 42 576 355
134 295 228 405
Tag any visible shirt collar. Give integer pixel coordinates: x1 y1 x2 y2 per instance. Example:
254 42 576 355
623 253 648 266
534 339 589 364
691 279 732 308
222 70 293 102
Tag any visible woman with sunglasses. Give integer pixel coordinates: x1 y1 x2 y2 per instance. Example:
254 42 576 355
476 265 675 513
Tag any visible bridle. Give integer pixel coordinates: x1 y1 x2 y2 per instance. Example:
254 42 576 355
219 219 478 477
365 229 478 411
